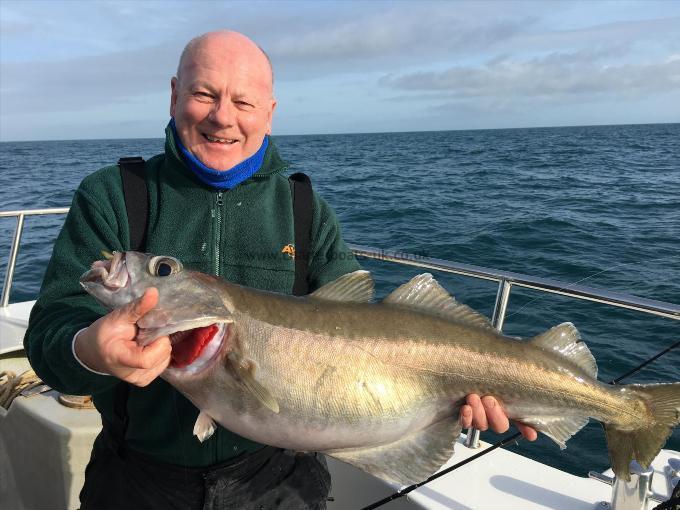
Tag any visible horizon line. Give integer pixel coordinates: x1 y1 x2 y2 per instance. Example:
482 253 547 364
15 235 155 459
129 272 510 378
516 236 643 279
1 121 678 143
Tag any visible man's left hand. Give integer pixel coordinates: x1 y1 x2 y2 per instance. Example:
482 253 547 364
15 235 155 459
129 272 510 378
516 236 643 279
460 394 538 441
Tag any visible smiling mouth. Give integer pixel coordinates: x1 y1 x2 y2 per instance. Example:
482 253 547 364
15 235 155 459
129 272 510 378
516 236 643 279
203 134 238 144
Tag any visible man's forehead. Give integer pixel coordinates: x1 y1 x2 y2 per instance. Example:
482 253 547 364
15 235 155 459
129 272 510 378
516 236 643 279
177 31 273 89
180 60 273 97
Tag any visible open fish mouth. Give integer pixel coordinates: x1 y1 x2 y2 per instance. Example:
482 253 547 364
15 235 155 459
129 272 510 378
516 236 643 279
133 311 231 373
80 251 130 291
80 251 231 373
162 322 230 373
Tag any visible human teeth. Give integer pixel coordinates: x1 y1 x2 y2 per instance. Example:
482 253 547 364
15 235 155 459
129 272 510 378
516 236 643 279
205 135 236 144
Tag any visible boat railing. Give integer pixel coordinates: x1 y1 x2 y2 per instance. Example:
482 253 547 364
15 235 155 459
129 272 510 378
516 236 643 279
348 245 680 449
1 208 69 307
2 208 679 321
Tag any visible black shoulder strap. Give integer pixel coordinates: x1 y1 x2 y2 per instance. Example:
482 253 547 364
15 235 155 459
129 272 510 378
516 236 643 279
118 157 148 252
108 156 148 450
289 172 314 296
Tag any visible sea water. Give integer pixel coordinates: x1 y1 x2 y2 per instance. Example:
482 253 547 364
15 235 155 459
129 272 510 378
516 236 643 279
1 122 678 477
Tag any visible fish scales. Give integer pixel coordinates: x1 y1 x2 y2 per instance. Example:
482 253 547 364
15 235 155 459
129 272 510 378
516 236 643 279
80 252 680 484
237 296 627 428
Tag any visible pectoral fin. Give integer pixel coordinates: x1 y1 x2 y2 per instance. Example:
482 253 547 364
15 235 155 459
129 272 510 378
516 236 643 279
193 411 217 442
228 352 280 414
326 418 461 486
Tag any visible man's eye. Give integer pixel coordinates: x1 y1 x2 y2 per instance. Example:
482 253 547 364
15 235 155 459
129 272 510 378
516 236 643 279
194 92 214 101
235 100 253 108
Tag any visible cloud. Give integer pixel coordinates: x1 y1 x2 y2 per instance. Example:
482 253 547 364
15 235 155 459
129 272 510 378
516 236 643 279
260 6 540 81
0 43 179 115
268 10 531 60
1 1 679 139
0 18 34 37
0 2 537 117
379 49 680 101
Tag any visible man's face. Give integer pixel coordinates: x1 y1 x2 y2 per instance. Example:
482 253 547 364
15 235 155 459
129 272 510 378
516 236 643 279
170 34 276 170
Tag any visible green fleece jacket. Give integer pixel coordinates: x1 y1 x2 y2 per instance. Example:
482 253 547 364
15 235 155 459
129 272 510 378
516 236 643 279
24 125 360 466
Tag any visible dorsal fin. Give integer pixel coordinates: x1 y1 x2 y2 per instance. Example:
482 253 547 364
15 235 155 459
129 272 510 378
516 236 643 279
382 273 494 330
530 322 597 378
309 270 374 302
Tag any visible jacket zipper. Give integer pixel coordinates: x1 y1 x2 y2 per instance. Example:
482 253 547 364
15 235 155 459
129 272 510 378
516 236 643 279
214 191 223 276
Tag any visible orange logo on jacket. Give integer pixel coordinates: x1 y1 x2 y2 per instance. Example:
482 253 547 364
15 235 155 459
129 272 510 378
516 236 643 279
281 244 296 259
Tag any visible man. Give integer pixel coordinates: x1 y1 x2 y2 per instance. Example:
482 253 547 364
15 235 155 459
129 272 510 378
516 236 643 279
25 30 534 509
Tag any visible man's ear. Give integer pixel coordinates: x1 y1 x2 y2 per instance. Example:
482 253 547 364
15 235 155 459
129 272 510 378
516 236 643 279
170 77 178 117
266 99 277 135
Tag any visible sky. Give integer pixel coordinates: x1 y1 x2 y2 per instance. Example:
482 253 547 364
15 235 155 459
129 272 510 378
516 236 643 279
1 0 679 141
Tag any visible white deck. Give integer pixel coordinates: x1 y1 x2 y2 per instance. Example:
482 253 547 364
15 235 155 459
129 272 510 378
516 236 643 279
1 300 677 509
327 439 677 509
0 300 32 355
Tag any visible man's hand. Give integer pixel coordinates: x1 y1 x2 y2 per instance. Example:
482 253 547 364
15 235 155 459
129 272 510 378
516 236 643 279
460 394 538 441
74 288 171 386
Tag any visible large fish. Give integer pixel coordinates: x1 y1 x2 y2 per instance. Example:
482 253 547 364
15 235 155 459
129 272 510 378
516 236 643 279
80 251 680 484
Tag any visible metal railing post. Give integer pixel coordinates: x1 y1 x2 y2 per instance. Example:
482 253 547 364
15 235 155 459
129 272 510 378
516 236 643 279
1 213 25 307
465 278 513 449
490 279 512 332
1 207 69 308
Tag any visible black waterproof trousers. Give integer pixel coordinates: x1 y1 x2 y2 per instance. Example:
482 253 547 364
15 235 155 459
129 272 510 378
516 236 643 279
79 427 331 510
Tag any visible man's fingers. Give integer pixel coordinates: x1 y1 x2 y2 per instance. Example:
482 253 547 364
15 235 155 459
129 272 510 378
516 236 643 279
123 361 169 387
139 336 172 368
460 405 473 429
130 355 171 387
460 394 538 440
124 288 159 323
482 396 510 433
117 336 171 369
466 393 488 431
515 422 538 441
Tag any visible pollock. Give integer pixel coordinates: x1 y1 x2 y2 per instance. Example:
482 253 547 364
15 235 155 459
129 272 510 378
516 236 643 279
80 251 680 484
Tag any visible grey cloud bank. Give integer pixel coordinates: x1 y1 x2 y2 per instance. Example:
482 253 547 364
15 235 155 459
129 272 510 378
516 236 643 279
1 1 679 141
1 44 177 115
379 51 680 99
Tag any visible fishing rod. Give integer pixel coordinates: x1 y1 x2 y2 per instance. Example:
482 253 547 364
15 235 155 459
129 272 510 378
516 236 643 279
361 338 680 510
611 339 680 385
361 432 522 510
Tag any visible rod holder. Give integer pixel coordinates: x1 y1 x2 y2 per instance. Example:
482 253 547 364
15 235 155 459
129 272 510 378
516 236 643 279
590 461 667 510
464 428 481 449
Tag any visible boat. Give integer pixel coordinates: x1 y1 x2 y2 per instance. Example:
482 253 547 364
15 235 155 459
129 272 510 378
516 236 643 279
1 207 679 510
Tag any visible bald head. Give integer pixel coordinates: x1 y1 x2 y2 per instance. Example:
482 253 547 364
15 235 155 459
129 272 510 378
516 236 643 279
170 30 277 170
176 31 274 92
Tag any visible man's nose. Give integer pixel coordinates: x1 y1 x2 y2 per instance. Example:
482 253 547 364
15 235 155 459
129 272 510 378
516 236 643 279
208 99 235 127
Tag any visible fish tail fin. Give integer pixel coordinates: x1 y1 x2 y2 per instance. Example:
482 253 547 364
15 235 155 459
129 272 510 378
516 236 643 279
604 382 680 481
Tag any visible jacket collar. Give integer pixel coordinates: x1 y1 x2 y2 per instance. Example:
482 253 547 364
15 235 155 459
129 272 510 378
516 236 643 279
163 121 289 185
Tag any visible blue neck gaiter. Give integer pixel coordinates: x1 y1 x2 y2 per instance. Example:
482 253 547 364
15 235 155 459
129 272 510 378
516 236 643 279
171 119 269 190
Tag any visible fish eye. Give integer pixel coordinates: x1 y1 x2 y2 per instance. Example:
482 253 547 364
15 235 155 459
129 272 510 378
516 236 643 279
148 256 182 277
